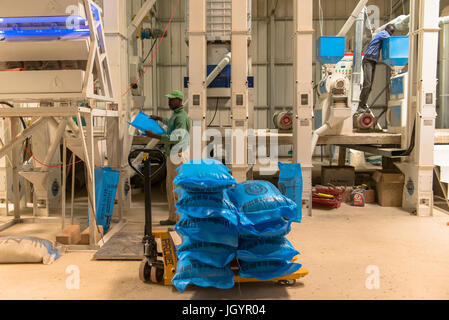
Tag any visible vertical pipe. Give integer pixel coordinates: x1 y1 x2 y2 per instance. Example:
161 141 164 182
269 1 276 129
231 0 249 183
71 153 75 225
61 138 66 230
439 21 449 128
188 0 207 161
293 0 314 217
351 8 365 113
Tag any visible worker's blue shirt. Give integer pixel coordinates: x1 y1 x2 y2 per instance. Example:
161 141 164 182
364 30 391 62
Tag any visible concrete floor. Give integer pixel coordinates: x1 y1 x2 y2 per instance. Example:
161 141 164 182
1 186 449 300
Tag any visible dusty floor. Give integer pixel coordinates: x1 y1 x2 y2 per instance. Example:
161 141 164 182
1 186 449 300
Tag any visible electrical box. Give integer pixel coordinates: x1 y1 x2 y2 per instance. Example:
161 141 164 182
382 36 409 67
316 37 345 65
387 73 408 134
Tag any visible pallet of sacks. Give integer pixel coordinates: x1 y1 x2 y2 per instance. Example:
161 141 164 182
170 159 303 292
227 180 302 281
171 159 238 293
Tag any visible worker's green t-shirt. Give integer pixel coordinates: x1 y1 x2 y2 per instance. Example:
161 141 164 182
161 107 191 155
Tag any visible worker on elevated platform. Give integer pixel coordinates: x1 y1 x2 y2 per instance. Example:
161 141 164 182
145 90 191 226
358 24 396 112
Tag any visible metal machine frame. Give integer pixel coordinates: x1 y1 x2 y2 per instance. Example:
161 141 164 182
0 0 123 249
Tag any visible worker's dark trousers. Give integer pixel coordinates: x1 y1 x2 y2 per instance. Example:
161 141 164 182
358 59 377 111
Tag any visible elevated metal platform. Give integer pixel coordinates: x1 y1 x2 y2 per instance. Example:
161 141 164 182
133 130 403 146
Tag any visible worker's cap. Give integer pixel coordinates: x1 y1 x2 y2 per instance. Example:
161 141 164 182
165 90 184 100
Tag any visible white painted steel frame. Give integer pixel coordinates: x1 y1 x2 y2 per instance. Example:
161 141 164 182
397 0 440 217
230 0 250 183
293 0 314 217
188 0 208 160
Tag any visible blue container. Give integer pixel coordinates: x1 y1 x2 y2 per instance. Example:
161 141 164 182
88 168 121 233
316 37 345 65
128 111 166 135
382 36 409 67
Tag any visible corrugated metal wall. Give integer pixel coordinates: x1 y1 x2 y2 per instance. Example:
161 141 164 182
144 0 395 128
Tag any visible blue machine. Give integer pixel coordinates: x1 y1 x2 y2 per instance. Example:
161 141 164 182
391 75 405 96
207 64 231 88
382 36 409 67
387 73 408 133
316 37 345 65
0 16 90 41
184 65 254 89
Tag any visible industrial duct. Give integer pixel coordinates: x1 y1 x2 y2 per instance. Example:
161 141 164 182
439 10 449 128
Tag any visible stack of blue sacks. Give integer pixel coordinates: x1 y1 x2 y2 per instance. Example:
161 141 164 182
171 159 238 293
227 180 302 280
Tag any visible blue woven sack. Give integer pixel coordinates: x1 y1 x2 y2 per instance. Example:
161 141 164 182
278 162 303 222
174 188 238 225
127 111 166 135
176 236 236 268
175 215 238 248
89 167 120 233
238 260 302 281
227 181 297 225
238 218 293 238
174 159 236 193
237 237 299 262
172 258 235 293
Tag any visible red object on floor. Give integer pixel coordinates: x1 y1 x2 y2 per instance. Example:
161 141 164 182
315 187 343 201
312 193 342 209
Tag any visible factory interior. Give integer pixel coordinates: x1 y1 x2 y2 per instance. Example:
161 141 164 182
0 0 449 301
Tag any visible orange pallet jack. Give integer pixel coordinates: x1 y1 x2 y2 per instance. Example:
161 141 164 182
130 150 308 286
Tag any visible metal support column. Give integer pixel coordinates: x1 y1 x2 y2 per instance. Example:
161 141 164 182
231 0 249 183
351 8 365 114
397 0 440 217
188 0 207 161
293 0 314 217
104 0 132 217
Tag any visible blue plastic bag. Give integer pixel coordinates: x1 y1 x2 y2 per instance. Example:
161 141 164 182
237 237 299 262
238 260 302 281
227 181 297 225
174 188 238 225
176 236 236 268
89 167 120 233
179 159 231 171
238 218 293 238
175 215 238 248
278 162 303 223
171 258 235 293
127 111 166 135
174 159 236 193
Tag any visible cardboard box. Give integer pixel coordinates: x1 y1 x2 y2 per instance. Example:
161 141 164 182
321 166 355 187
372 170 405 207
365 189 375 204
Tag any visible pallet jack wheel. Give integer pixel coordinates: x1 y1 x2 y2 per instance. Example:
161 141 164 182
139 259 152 283
278 279 296 286
139 259 165 284
150 265 165 283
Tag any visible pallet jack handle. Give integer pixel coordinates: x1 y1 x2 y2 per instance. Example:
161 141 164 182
128 149 166 261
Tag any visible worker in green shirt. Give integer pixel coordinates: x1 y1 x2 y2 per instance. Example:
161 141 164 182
146 90 191 226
